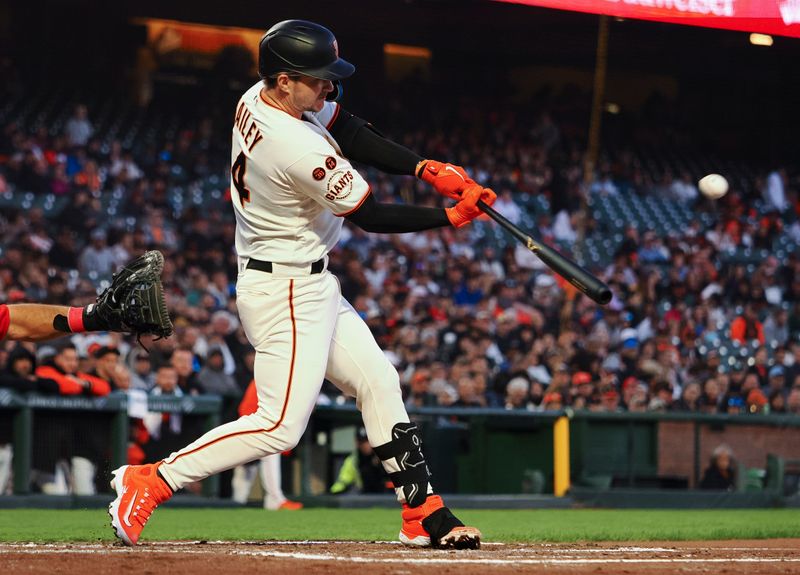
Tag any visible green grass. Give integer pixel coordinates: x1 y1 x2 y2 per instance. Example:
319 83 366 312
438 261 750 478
1 508 800 543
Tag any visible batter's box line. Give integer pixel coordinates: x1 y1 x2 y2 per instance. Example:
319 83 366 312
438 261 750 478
230 551 800 565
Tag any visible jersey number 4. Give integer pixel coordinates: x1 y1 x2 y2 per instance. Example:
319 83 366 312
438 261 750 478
231 151 250 208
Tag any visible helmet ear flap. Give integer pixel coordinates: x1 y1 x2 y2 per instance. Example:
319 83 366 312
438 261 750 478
326 80 343 102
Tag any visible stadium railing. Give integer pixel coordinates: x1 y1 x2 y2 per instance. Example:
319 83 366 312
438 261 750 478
0 390 221 496
3 395 800 500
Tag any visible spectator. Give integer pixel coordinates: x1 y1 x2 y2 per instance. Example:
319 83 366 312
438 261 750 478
454 376 486 408
504 376 531 410
542 391 563 411
699 377 721 413
673 382 701 412
88 346 123 390
730 304 765 345
196 347 239 397
64 104 93 147
764 365 787 399
492 189 522 225
763 168 788 212
552 209 577 243
699 444 736 490
78 229 116 277
649 380 674 412
0 76 797 422
405 367 436 409
330 427 391 495
0 344 58 394
748 348 770 388
626 384 649 412
591 386 616 412
128 348 155 391
669 171 699 203
746 388 769 414
786 388 800 415
33 342 109 494
143 365 200 465
35 342 111 397
769 389 787 414
571 371 595 410
590 170 618 195
170 348 201 395
763 308 790 346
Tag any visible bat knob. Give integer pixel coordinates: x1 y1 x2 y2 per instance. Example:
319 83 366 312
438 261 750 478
597 288 613 305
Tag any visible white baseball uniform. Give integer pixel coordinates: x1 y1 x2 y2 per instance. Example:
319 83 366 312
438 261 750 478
158 83 426 503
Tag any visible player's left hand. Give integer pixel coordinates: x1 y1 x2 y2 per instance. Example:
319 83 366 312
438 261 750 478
416 160 476 200
445 185 496 228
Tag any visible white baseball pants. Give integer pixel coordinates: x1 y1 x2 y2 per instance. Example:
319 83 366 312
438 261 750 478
159 263 419 501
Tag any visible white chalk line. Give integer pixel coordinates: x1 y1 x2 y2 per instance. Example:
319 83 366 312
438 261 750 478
2 543 800 565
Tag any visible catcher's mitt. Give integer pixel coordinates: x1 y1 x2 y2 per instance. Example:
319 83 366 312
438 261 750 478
92 250 173 340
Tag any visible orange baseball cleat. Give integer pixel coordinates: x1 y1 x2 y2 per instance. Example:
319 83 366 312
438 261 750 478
399 494 481 549
108 463 173 546
276 500 304 510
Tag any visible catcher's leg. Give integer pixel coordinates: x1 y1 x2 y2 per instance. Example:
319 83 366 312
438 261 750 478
325 298 480 549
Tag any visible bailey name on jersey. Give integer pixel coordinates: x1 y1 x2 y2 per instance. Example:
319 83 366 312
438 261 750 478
234 101 264 153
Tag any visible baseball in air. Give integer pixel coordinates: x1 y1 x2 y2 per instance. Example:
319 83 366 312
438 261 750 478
698 174 729 199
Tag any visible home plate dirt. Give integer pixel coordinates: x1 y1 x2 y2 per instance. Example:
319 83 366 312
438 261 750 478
3 539 800 574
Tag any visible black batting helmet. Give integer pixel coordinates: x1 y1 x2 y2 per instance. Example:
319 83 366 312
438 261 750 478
258 20 354 101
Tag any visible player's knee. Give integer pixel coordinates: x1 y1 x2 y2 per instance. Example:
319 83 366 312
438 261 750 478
249 412 304 451
372 363 401 395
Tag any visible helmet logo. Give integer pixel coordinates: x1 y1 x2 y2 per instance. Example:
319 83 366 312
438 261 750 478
333 39 339 56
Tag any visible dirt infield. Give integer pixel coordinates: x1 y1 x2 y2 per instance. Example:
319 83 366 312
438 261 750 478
3 539 800 574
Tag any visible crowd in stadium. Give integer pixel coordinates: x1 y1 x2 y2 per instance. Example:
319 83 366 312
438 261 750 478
1 78 799 429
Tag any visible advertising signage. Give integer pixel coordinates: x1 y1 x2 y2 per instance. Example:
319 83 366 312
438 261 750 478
494 0 800 38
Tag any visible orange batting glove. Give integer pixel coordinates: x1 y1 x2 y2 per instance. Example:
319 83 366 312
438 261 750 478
416 160 476 200
445 184 497 228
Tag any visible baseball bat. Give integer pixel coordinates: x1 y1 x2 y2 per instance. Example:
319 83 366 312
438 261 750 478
477 200 613 305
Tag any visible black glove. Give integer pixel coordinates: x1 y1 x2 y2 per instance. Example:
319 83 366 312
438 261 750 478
89 250 173 340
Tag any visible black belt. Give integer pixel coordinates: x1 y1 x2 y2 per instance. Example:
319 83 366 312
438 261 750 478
247 258 325 274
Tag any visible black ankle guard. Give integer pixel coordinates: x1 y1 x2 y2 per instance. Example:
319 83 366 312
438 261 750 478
421 507 464 545
373 422 431 508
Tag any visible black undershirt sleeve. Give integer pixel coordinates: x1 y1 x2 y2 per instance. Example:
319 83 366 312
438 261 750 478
346 192 451 233
328 107 423 175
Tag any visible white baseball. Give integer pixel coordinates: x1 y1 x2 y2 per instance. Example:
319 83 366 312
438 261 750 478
698 174 729 199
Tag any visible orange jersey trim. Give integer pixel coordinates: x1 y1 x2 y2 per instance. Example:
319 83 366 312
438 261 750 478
335 186 372 218
258 89 301 119
325 103 340 131
165 280 297 464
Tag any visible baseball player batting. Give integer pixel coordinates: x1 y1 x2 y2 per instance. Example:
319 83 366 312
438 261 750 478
108 20 493 550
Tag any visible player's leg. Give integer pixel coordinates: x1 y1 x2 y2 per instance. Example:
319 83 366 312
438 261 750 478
109 273 339 544
157 275 339 487
324 298 480 549
231 462 258 504
260 453 302 510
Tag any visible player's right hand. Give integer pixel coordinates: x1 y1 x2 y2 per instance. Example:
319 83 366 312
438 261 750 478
445 184 496 228
416 160 476 200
